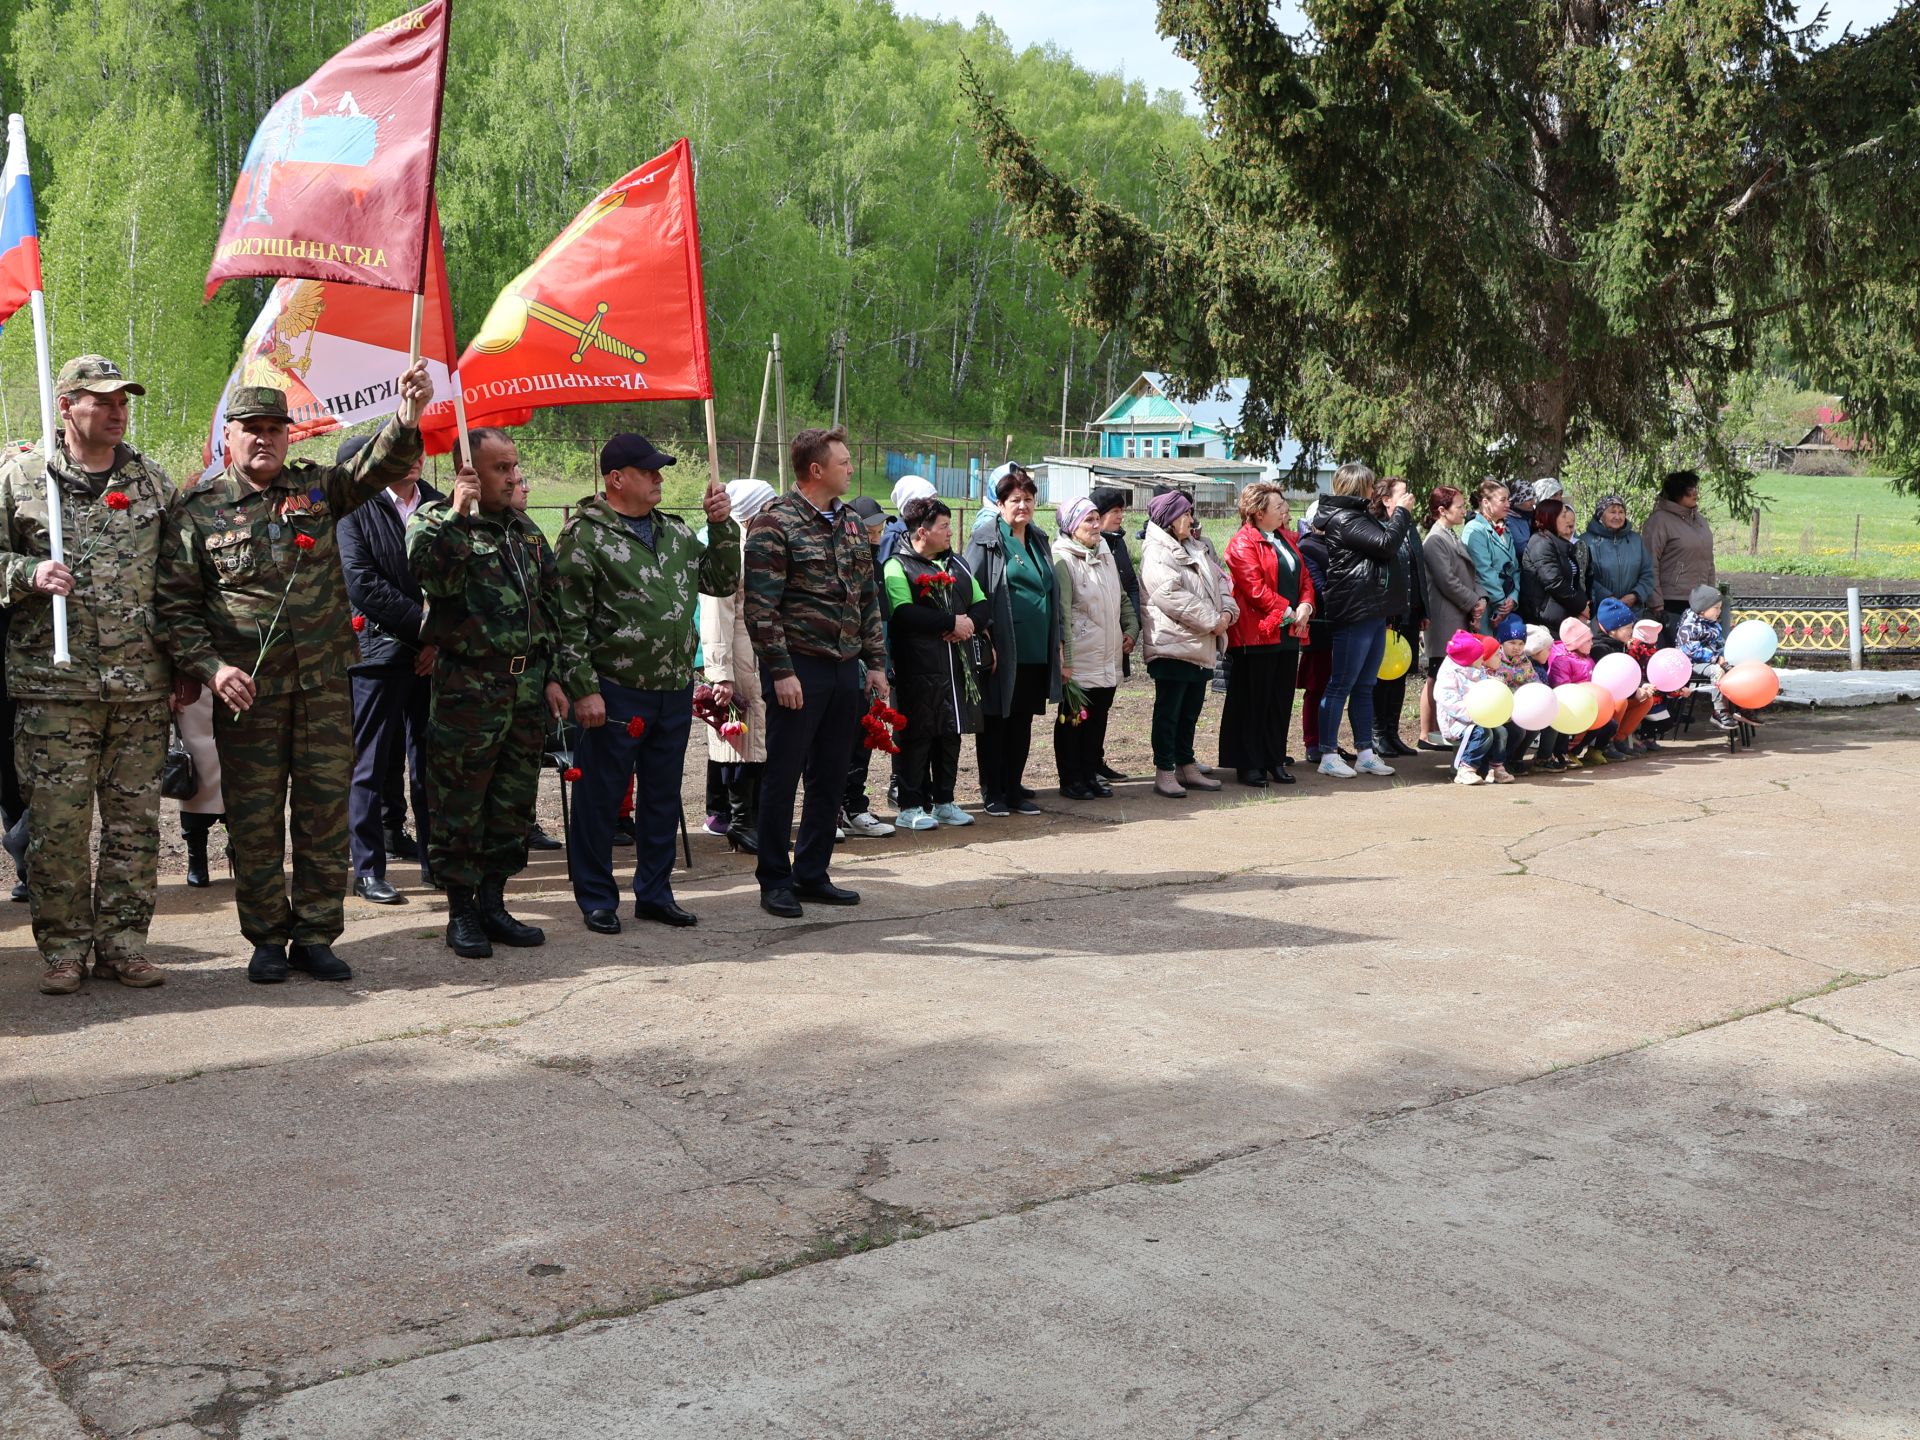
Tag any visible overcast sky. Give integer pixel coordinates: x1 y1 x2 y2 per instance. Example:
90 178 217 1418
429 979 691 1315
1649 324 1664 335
898 0 1906 107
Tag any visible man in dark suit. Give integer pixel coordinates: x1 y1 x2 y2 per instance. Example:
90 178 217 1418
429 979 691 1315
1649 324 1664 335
336 434 441 903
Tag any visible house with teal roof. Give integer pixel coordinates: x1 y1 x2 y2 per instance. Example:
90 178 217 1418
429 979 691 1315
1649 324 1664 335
1089 372 1247 461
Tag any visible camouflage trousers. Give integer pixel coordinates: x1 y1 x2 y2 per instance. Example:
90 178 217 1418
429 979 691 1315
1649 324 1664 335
14 697 168 968
426 662 547 890
213 684 352 947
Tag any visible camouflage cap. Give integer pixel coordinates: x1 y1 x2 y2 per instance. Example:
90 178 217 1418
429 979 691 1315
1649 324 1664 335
225 386 290 422
55 354 146 397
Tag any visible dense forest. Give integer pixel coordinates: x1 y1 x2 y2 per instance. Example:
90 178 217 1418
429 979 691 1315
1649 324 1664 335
0 0 1200 467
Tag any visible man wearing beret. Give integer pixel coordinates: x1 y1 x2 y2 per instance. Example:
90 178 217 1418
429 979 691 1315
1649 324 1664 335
155 361 433 984
0 355 178 995
551 434 737 934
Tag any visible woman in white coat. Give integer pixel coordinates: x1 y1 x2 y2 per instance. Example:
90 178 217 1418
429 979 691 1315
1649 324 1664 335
1139 490 1238 799
699 480 776 852
1051 497 1138 799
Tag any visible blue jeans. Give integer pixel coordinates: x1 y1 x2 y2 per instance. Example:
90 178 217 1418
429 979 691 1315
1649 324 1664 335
568 679 694 912
1457 722 1523 775
1318 619 1387 754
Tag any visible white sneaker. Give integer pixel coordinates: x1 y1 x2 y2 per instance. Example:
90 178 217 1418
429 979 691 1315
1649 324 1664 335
1355 753 1396 777
1453 767 1485 786
1489 766 1515 785
932 802 974 827
895 806 938 831
1318 754 1357 778
845 810 896 838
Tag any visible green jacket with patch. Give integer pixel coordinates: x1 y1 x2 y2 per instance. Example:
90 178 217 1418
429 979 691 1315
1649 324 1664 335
406 500 560 682
0 435 176 701
552 497 740 697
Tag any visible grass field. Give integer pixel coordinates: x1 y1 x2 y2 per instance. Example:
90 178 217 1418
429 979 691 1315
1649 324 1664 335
1702 471 1920 579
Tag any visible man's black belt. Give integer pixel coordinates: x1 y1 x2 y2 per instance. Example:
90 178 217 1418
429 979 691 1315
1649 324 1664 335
442 650 545 675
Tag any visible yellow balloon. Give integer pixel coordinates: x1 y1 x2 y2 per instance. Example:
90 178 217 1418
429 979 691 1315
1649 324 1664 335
1464 678 1514 728
1551 687 1598 735
1378 630 1412 681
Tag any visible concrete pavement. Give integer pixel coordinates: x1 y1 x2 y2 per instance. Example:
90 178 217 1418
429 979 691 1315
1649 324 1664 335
2 702 1915 1438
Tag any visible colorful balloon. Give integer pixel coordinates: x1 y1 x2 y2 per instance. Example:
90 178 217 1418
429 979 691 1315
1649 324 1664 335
1646 647 1692 692
1464 678 1514 728
1723 618 1780 667
1719 661 1781 710
1552 686 1599 735
1378 630 1412 681
1592 651 1642 702
1512 682 1559 731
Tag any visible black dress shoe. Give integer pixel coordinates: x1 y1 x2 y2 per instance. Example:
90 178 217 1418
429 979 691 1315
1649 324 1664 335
525 824 563 852
1385 734 1419 757
247 944 289 984
1058 781 1098 800
289 943 352 982
634 899 698 928
354 875 405 905
10 879 27 902
1236 768 1270 788
383 828 419 861
1013 785 1037 800
792 880 860 906
1089 777 1113 798
612 817 636 848
760 887 804 919
583 909 621 935
1269 766 1296 786
1096 763 1126 781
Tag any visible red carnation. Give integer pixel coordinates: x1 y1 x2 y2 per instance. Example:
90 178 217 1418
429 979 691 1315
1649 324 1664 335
351 615 366 633
294 533 316 551
563 766 583 782
626 716 646 738
103 491 130 511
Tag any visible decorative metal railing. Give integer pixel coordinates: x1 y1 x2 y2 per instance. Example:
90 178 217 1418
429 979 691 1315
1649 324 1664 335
1736 593 1920 656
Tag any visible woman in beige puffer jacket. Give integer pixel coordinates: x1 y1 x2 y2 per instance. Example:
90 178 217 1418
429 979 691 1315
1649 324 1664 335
1139 491 1238 798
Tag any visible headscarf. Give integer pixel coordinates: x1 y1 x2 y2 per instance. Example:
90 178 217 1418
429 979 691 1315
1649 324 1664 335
1508 480 1536 509
1147 490 1193 531
1057 497 1096 539
1533 477 1564 501
891 474 935 510
1591 493 1628 528
725 478 777 522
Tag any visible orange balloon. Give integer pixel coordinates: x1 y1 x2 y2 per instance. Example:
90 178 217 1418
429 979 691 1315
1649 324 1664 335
1583 682 1615 728
1720 662 1781 710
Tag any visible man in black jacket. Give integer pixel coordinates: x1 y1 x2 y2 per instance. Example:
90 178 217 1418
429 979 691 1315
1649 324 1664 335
336 434 442 903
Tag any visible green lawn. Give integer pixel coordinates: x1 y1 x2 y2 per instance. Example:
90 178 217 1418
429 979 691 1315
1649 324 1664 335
1703 471 1920 579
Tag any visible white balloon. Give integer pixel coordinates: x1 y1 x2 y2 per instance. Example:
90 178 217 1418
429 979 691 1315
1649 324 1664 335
1723 618 1779 667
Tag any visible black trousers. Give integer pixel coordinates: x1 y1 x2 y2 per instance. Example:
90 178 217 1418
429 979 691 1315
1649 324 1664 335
1370 620 1418 741
756 653 863 892
1217 646 1298 772
897 731 960 810
349 668 431 879
1052 684 1114 788
975 662 1048 804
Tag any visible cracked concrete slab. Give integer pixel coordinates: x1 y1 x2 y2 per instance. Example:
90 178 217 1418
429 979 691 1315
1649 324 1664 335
3 705 1915 1436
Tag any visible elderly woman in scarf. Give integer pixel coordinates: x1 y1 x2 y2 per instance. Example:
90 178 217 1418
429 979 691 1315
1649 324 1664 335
1577 492 1656 619
1051 495 1138 800
1139 489 1238 799
699 478 778 852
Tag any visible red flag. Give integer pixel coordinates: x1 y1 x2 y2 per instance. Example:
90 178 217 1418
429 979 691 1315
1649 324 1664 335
419 139 711 452
203 210 458 471
206 0 450 299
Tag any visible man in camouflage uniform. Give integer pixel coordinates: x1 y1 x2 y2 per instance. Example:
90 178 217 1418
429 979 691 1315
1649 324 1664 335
155 364 432 985
0 356 177 994
743 426 889 918
552 434 737 935
406 427 567 959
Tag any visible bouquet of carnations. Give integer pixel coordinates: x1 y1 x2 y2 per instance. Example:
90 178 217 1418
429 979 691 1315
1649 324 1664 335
1056 678 1091 727
859 696 907 754
692 682 748 745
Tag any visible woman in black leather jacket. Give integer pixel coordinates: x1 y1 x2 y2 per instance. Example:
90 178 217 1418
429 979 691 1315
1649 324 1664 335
1313 463 1416 778
1518 498 1590 631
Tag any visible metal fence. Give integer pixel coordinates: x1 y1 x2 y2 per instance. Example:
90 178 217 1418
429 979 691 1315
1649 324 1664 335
1738 590 1920 662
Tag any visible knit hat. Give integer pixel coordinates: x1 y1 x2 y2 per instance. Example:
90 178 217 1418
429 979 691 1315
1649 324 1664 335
1559 616 1593 652
1058 497 1096 538
1445 630 1484 667
1524 624 1553 657
891 474 935 510
1595 597 1635 634
1147 490 1194 531
1688 583 1723 613
1478 635 1501 662
1494 614 1527 643
1089 485 1129 515
725 478 777 522
1632 619 1662 645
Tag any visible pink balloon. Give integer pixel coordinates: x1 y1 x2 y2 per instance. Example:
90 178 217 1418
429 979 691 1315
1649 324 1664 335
1647 647 1691 691
1511 681 1559 731
1592 651 1642 702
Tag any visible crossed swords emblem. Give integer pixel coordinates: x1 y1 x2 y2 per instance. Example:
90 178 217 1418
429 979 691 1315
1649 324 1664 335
472 193 648 366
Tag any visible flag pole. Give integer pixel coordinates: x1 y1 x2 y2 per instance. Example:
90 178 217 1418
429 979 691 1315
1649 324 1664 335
748 341 773 481
703 396 724 495
11 112 69 667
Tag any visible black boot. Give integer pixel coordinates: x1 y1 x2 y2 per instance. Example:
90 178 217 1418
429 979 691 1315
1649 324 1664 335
724 775 758 855
183 812 216 888
478 874 545 947
445 887 493 959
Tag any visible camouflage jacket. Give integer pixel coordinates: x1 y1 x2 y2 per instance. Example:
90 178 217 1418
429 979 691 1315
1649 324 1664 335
551 498 740 698
0 436 176 701
742 491 885 679
406 501 559 682
154 418 422 696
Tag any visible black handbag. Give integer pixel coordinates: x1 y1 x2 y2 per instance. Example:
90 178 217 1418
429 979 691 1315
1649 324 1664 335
160 727 197 801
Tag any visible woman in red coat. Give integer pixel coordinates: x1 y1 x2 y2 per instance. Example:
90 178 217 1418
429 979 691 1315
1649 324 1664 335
1218 483 1315 786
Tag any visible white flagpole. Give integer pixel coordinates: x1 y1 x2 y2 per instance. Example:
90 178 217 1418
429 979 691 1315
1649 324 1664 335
11 113 69 667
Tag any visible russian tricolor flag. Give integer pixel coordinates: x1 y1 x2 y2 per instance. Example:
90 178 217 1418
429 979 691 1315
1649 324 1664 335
0 116 45 333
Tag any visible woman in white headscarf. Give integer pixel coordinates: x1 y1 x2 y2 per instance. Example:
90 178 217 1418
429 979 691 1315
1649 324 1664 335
700 479 776 851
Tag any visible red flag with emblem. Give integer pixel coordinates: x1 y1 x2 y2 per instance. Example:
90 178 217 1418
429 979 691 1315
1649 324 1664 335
418 139 711 452
206 0 450 299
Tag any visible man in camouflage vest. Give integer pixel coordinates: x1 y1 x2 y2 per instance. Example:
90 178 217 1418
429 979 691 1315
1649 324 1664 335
0 356 177 994
407 428 567 959
743 426 889 918
551 434 737 935
155 363 431 985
